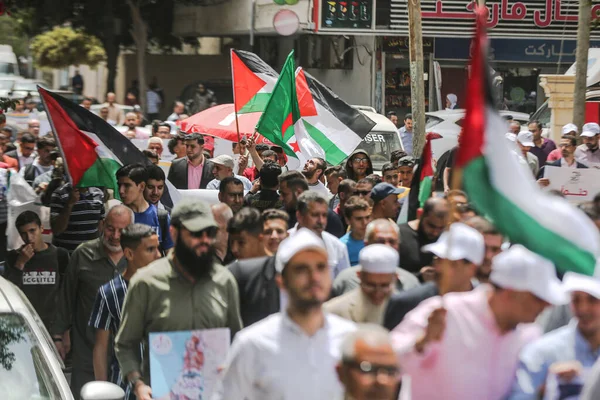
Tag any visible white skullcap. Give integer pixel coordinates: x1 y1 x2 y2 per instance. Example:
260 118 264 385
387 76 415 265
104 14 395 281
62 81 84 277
564 271 600 300
275 228 327 273
359 244 398 274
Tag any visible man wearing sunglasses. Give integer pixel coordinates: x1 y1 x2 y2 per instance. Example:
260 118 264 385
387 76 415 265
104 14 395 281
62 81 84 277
337 324 400 400
115 199 243 400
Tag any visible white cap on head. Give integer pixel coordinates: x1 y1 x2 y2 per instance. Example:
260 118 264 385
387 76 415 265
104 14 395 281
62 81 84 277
505 132 517 142
581 123 600 138
359 244 398 274
517 131 535 147
563 271 600 300
489 245 567 305
562 123 578 135
275 228 327 273
421 222 485 265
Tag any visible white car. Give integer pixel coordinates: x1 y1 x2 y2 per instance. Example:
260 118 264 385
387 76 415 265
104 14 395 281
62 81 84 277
425 109 531 157
0 276 125 400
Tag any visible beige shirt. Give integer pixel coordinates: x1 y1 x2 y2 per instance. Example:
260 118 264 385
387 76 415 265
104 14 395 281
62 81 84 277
101 102 125 125
323 288 388 325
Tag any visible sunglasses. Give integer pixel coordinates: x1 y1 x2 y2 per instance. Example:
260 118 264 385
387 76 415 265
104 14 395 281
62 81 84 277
355 190 371 196
353 158 369 164
188 226 218 238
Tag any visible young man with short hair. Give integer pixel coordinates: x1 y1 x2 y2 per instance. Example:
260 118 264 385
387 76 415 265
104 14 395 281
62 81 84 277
324 165 347 210
219 176 245 214
340 197 372 266
261 209 289 255
302 157 330 197
227 207 269 260
167 133 213 189
4 210 70 331
6 132 36 169
117 164 173 252
245 161 283 212
382 163 400 188
89 224 160 400
167 135 187 160
399 113 414 155
144 164 171 213
22 136 56 186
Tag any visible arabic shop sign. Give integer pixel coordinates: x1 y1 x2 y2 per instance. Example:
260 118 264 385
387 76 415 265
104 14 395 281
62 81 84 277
390 0 600 39
434 38 600 63
382 37 434 53
322 0 372 29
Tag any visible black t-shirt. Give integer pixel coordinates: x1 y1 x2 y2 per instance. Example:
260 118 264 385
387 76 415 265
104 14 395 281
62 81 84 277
398 223 435 274
244 189 283 212
4 244 70 331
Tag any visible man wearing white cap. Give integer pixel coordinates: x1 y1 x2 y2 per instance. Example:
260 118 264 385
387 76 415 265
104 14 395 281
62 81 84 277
537 135 588 185
324 244 398 325
206 154 252 191
391 245 566 400
516 131 540 176
213 228 356 400
384 222 484 330
575 122 600 167
508 272 600 399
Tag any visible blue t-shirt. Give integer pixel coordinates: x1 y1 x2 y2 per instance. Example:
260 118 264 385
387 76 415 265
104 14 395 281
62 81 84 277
134 204 174 250
340 232 365 266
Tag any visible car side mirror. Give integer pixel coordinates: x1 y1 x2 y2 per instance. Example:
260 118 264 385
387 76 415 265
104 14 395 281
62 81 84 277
80 381 125 400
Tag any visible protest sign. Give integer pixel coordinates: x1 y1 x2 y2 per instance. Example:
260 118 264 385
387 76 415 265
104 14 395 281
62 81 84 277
544 166 600 203
149 328 230 400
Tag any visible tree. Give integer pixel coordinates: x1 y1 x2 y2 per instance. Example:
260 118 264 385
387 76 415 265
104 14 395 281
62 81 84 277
30 26 106 69
0 10 30 60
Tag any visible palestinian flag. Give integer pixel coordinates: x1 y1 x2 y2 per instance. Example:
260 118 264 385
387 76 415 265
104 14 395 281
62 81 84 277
455 7 600 275
38 87 178 207
407 133 436 221
256 51 376 166
231 49 278 114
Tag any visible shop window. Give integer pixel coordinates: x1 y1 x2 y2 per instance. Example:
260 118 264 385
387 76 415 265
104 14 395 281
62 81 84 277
298 36 354 70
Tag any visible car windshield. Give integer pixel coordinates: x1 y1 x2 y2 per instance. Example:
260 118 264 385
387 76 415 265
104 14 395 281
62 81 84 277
425 115 443 130
0 80 14 90
357 131 402 170
0 313 61 399
13 82 43 91
0 63 17 75
529 100 551 128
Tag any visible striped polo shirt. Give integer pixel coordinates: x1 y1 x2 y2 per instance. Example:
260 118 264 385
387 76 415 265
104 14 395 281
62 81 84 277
50 184 105 252
89 274 134 400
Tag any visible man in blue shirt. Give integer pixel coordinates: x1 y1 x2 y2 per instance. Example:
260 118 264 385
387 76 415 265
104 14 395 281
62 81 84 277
116 164 174 253
399 113 413 156
508 272 600 399
89 224 161 400
340 197 372 266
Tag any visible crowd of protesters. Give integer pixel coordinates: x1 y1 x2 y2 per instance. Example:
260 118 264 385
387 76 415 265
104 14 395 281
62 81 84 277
3 89 600 400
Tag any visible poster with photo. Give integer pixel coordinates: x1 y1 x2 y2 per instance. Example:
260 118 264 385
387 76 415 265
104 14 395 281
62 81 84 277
149 328 230 400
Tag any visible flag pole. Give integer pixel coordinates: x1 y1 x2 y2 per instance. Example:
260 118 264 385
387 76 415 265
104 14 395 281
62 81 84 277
230 49 242 144
37 86 73 186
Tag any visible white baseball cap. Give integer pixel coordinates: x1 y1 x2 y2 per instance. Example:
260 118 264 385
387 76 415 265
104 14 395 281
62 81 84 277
581 123 600 138
359 244 398 274
505 132 517 142
563 271 600 300
275 228 327 273
489 245 567 305
209 154 235 169
562 123 578 135
517 131 535 147
421 222 485 265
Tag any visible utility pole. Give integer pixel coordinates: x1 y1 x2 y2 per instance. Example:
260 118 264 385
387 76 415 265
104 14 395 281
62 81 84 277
408 0 426 157
573 0 592 132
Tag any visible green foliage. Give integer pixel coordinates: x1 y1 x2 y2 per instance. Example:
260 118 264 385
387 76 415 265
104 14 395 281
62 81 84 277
0 10 31 59
30 26 106 69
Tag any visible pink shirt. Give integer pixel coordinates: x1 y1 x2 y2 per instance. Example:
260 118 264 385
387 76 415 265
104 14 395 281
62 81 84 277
547 148 562 162
187 158 204 189
392 285 541 400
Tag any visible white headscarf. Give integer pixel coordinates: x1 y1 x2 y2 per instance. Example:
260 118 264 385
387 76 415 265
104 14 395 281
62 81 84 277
446 93 458 110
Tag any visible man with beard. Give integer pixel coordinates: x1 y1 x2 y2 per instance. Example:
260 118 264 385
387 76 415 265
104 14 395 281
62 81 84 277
52 205 132 399
465 216 503 284
167 133 214 190
537 135 588 186
302 157 330 198
336 325 401 400
279 170 344 237
398 197 449 275
214 228 356 400
120 112 149 139
575 122 600 167
115 200 242 400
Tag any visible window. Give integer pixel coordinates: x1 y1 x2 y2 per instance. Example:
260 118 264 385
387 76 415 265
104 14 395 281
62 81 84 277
357 131 403 170
425 115 443 130
0 314 61 400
